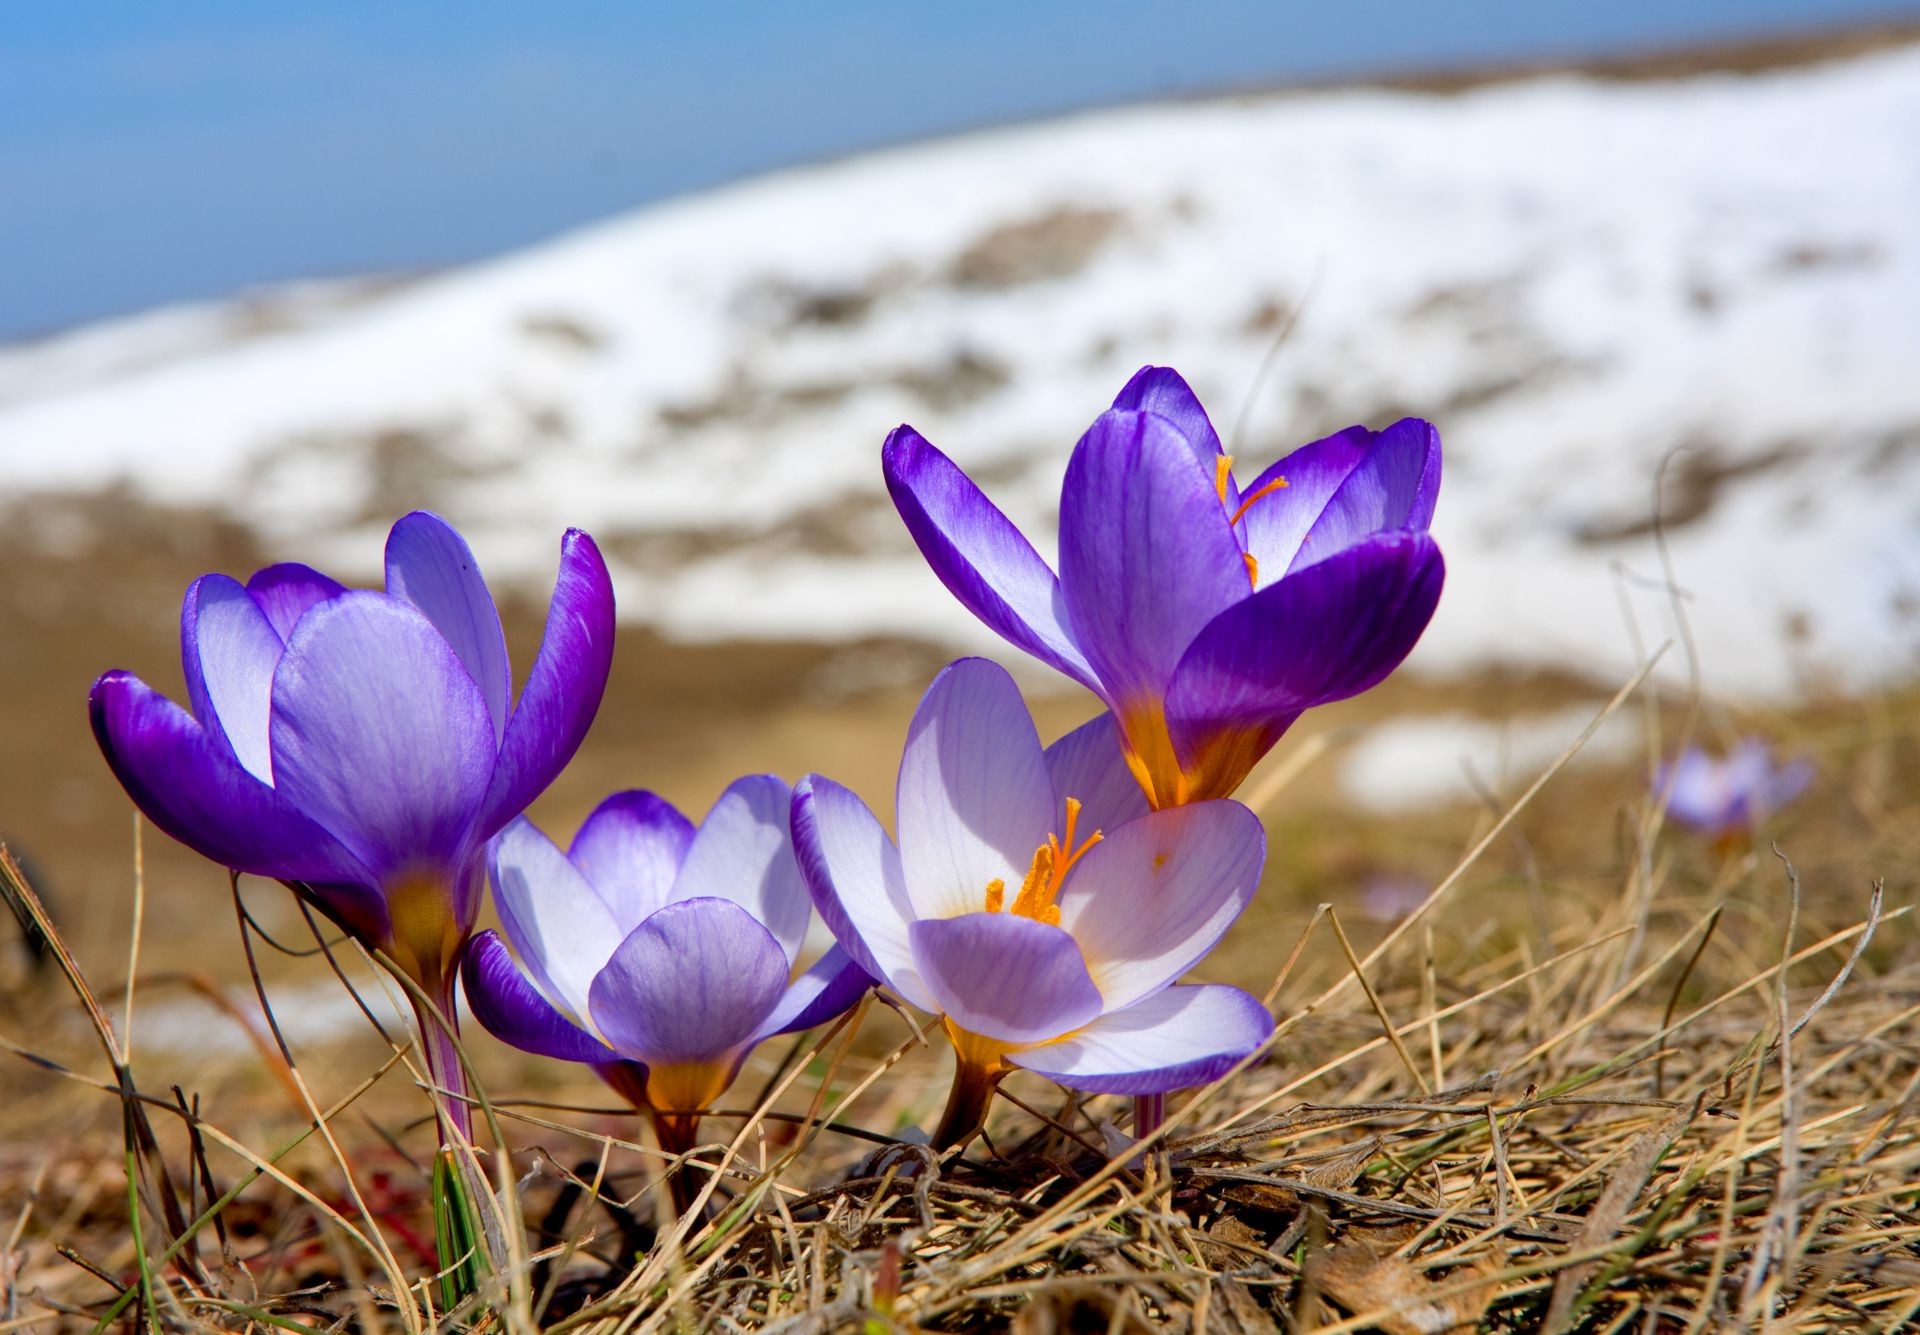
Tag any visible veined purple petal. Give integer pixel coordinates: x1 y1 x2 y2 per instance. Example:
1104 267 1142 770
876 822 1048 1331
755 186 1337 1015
384 511 513 746
883 426 1097 688
790 776 933 1010
587 898 789 1068
268 592 496 884
1242 419 1441 581
479 529 616 838
462 929 612 1064
1055 801 1264 1010
181 574 283 782
1109 366 1239 532
1010 984 1272 1095
490 816 623 1021
1058 409 1249 706
568 790 694 932
909 912 1103 1047
896 658 1056 921
245 563 347 641
669 775 810 963
1043 713 1150 837
751 946 873 1043
1165 532 1444 789
89 671 383 926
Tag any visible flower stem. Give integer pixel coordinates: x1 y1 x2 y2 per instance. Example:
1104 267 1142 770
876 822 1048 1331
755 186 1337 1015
650 1111 705 1220
410 984 473 1147
1134 1092 1165 1143
931 1057 1001 1152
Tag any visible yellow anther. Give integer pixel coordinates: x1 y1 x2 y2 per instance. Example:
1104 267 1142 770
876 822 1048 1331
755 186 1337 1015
983 878 1005 913
1228 475 1288 527
983 795 1105 924
1242 551 1259 587
1214 454 1235 506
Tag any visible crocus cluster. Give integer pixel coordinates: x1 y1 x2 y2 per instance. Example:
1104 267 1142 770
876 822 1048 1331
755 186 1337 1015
1658 739 1812 848
90 363 1450 1181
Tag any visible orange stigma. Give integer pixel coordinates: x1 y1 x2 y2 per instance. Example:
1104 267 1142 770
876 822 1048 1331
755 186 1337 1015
1228 475 1289 527
984 796 1103 925
1214 454 1235 506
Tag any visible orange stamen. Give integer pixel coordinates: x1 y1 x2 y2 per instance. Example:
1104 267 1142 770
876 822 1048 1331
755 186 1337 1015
985 796 1103 926
983 878 1006 913
1213 454 1234 506
1228 475 1288 527
1242 551 1259 586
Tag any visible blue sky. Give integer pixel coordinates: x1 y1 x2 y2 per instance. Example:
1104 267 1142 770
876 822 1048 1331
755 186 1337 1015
3 2 1915 338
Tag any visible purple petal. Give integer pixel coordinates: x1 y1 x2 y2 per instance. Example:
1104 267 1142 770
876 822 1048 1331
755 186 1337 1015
1109 366 1238 530
1242 419 1441 582
384 511 512 746
789 776 932 1009
909 912 1103 1046
1010 984 1272 1095
89 671 383 931
896 658 1056 921
1165 532 1444 793
1054 800 1264 1010
268 591 496 884
489 816 623 1020
181 574 283 782
883 426 1097 688
751 946 874 1043
1043 713 1151 837
567 790 694 932
461 929 611 1064
245 563 346 641
478 528 616 838
587 897 790 1068
669 775 810 962
1058 409 1249 707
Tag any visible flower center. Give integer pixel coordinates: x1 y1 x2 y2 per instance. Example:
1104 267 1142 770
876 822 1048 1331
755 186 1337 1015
982 796 1104 926
1214 455 1287 587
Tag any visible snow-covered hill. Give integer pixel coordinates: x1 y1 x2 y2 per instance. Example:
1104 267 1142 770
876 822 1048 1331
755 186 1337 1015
5 43 1919 700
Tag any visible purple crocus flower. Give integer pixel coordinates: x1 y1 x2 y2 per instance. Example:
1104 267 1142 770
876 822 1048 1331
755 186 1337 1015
791 657 1274 1149
89 511 615 1138
884 366 1444 808
1658 739 1812 844
461 776 872 1158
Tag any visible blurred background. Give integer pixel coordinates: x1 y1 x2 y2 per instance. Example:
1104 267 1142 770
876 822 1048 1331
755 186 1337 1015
3 3 1919 1076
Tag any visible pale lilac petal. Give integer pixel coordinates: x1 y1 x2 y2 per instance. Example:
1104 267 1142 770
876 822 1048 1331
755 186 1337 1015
489 816 623 1021
1010 984 1273 1095
180 574 283 782
883 426 1096 687
567 790 694 931
587 898 790 1068
479 529 616 837
896 658 1056 921
1058 409 1249 705
89 671 385 935
461 929 612 1064
908 913 1103 1046
268 592 495 883
1054 800 1265 1010
789 776 933 1010
750 946 873 1043
1165 532 1444 779
384 511 512 745
1241 419 1441 581
669 775 810 962
245 563 346 641
1043 713 1150 837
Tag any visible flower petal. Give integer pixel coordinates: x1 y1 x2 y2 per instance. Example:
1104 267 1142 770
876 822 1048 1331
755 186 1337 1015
1165 531 1444 781
89 671 384 929
1010 984 1272 1095
384 511 513 746
479 529 616 838
1058 409 1249 706
908 912 1103 1047
1109 366 1237 527
1054 800 1265 1010
669 775 810 962
751 946 874 1043
587 897 790 1068
1043 713 1150 837
789 776 933 1009
882 426 1096 687
181 574 283 782
896 658 1056 921
1242 419 1441 581
461 929 612 1064
268 591 496 883
245 562 346 641
489 816 623 1022
567 790 695 932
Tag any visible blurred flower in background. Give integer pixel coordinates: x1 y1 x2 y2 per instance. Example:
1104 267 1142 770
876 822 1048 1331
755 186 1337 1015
1657 738 1813 845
